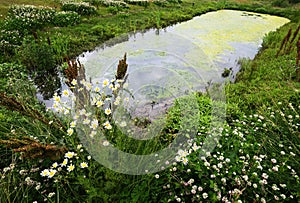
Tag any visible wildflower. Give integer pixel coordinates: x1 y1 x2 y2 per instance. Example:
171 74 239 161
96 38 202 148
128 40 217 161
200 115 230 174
89 131 96 138
120 121 127 127
62 89 70 97
79 109 86 115
272 166 279 172
202 192 208 199
280 194 286 199
61 159 68 167
279 184 286 188
48 192 55 198
102 79 109 87
105 108 111 115
221 178 226 184
253 183 257 188
191 189 196 194
90 119 98 130
155 174 159 179
65 152 75 159
103 121 112 130
67 164 75 172
280 151 285 155
114 100 120 105
51 162 58 168
67 128 74 136
40 169 50 177
71 79 77 86
272 184 280 191
96 100 104 107
83 118 90 125
182 157 188 165
87 155 91 160
48 169 57 178
77 144 82 150
53 94 60 103
271 159 277 164
80 162 88 168
94 86 100 92
103 140 110 146
70 121 76 128
85 82 92 90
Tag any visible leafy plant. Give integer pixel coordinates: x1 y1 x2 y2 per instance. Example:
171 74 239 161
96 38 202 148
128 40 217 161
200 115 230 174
61 2 97 16
52 11 81 27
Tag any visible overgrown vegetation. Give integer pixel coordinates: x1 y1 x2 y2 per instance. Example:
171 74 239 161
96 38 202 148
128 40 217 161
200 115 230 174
0 0 300 202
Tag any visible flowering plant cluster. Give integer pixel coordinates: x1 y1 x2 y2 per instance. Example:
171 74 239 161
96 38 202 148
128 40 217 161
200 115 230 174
61 2 97 15
101 0 129 8
147 102 300 203
0 4 81 55
53 11 81 27
6 5 56 33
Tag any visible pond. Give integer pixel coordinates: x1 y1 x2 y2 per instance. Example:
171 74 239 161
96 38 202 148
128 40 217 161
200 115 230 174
76 9 289 119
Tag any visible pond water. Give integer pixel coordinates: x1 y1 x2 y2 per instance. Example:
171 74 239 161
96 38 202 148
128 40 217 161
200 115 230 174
76 9 289 119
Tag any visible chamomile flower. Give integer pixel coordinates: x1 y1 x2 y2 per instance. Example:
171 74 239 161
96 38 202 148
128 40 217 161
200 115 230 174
70 121 76 128
96 100 104 107
102 79 109 87
71 79 77 86
40 169 50 177
182 157 189 165
51 162 58 169
80 162 88 168
67 128 74 136
83 118 90 125
61 159 68 167
103 121 112 130
94 86 100 92
65 152 75 159
53 94 61 103
48 169 57 178
62 89 70 97
104 108 111 115
67 164 75 172
90 119 98 130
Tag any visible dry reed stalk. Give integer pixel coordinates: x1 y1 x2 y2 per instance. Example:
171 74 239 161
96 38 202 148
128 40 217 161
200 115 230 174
0 136 67 160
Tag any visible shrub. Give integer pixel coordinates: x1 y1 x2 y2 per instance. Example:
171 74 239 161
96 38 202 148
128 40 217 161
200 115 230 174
61 2 97 16
52 11 81 27
101 0 129 8
272 0 290 8
6 5 55 32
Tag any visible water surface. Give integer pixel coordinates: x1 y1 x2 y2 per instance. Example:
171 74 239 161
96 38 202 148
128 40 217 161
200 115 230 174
78 10 289 118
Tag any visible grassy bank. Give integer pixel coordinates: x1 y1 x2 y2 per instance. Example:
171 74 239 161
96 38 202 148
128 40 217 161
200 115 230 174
0 0 300 202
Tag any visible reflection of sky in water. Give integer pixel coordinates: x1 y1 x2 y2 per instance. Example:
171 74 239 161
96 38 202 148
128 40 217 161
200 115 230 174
78 10 289 106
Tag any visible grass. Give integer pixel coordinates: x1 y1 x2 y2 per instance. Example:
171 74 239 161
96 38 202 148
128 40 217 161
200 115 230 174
0 0 300 202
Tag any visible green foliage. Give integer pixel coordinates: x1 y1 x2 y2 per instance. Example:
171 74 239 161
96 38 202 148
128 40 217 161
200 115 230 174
272 0 290 8
61 2 97 16
6 5 56 33
18 40 61 99
53 11 81 27
0 1 300 203
101 0 129 8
